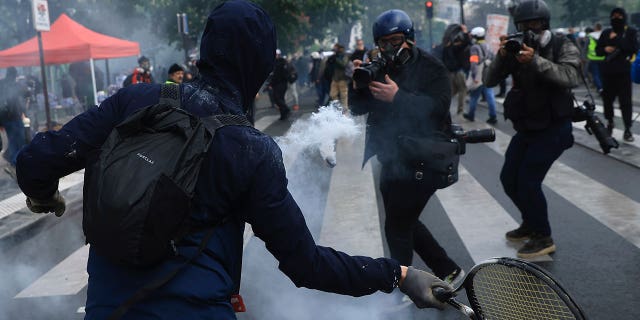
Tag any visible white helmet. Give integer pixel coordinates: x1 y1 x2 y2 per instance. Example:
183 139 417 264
470 27 486 38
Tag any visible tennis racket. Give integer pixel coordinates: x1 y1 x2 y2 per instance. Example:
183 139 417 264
433 257 587 320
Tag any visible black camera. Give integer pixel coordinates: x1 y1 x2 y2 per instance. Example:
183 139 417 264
504 31 535 55
352 59 386 89
572 100 619 154
451 124 496 155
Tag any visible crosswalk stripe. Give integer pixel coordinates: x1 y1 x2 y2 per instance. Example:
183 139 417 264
0 171 84 220
14 245 89 298
436 165 553 263
487 127 640 248
254 115 279 132
318 132 383 257
18 110 640 300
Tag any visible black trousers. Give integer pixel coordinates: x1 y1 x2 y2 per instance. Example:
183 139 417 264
379 164 458 279
500 120 573 236
272 82 290 117
601 72 633 129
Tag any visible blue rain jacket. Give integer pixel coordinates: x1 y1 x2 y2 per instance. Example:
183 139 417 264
16 1 400 319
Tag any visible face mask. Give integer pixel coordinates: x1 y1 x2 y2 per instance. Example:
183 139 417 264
611 18 625 32
535 30 552 48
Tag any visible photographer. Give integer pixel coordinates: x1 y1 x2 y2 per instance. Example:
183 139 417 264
596 7 638 142
484 0 581 259
350 10 464 285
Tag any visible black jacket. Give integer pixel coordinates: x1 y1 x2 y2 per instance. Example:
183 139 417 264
596 26 639 75
350 46 452 175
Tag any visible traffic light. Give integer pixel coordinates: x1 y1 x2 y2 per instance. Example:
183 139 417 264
425 1 434 19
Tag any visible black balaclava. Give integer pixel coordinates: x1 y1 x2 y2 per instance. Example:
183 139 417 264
610 7 627 34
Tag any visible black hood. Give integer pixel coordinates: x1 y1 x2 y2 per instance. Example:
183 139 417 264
197 0 276 113
610 7 627 23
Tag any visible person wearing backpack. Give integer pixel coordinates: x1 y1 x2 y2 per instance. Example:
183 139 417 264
15 1 453 319
463 27 498 125
484 0 581 259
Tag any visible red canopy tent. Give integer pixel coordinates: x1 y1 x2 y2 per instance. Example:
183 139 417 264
0 13 140 105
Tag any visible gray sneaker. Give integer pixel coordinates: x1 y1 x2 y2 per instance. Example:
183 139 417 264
505 226 533 241
517 235 556 259
624 129 634 142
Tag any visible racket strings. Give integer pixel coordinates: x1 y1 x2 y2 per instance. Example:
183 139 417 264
469 265 577 320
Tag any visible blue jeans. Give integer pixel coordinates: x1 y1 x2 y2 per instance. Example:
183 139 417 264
3 119 26 166
588 61 602 91
500 121 574 236
468 85 497 119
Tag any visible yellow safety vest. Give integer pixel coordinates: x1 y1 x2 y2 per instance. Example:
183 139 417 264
586 36 605 61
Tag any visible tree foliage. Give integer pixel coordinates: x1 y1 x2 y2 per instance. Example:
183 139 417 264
1 0 638 59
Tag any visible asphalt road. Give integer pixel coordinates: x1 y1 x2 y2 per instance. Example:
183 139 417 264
1 85 639 320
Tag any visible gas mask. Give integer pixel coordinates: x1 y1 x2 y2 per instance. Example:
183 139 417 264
379 41 412 66
534 29 552 48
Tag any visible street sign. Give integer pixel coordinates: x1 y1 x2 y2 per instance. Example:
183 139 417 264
31 0 51 31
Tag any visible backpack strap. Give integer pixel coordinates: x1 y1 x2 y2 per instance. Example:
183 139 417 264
200 114 253 137
159 83 181 108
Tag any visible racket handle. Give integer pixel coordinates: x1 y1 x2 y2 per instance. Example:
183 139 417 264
433 287 455 302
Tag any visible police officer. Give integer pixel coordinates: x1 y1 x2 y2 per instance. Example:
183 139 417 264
484 0 581 259
350 9 465 285
16 1 452 318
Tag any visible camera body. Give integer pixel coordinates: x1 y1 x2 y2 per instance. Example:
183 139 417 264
504 31 536 55
572 100 619 154
353 59 387 89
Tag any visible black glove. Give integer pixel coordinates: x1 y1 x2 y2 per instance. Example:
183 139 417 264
399 266 453 310
26 190 66 217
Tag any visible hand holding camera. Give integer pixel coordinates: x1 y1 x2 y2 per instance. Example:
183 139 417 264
368 75 398 103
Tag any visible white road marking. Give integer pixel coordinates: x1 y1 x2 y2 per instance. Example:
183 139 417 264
437 165 552 263
488 127 640 248
319 133 383 257
14 245 89 298
254 115 279 132
0 171 85 220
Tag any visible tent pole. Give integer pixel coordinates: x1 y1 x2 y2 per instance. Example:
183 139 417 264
90 58 98 106
37 31 52 131
105 59 110 88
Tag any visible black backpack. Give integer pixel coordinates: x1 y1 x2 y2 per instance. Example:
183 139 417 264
83 84 252 268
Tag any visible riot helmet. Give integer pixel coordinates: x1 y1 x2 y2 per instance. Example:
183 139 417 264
372 9 414 43
512 0 551 32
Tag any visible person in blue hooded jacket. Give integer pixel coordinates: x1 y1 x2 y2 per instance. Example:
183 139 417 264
15 1 452 319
